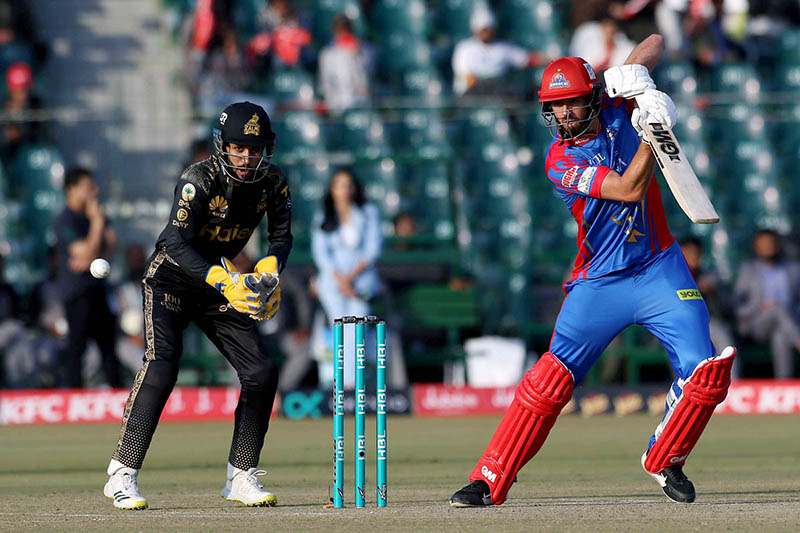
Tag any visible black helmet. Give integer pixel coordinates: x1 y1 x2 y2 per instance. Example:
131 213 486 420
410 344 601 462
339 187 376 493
212 101 276 184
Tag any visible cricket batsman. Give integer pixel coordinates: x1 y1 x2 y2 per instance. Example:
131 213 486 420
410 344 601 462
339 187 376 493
450 35 736 507
103 102 291 509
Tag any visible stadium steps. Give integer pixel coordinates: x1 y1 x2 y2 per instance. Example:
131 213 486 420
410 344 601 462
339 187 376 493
31 0 191 244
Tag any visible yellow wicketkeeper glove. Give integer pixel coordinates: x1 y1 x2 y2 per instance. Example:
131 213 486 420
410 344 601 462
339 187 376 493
205 257 262 315
252 255 281 321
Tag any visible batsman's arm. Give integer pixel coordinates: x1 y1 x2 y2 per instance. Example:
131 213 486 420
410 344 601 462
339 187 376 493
623 34 665 72
599 142 656 202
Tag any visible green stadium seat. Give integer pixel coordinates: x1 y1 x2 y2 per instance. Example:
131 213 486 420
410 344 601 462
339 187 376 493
312 0 365 46
280 159 332 237
272 110 326 162
709 63 761 102
355 158 402 232
653 61 697 104
9 144 65 269
500 0 565 48
372 0 429 38
776 29 800 64
706 103 767 153
259 67 316 108
461 106 514 151
404 162 455 241
397 66 447 103
329 108 391 161
391 108 451 161
435 0 480 45
377 33 433 78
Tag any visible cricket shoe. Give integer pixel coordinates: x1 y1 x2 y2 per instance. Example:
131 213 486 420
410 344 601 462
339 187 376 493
104 460 148 510
449 480 493 508
641 452 696 503
222 464 278 507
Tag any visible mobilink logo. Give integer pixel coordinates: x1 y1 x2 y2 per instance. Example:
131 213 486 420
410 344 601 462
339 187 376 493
481 465 497 483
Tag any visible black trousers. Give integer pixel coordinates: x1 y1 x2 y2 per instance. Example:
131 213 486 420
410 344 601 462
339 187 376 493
112 252 279 470
64 287 122 388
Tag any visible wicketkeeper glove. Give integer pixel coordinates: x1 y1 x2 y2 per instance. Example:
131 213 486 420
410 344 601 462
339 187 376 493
251 255 281 321
205 257 262 315
631 88 677 138
603 64 655 99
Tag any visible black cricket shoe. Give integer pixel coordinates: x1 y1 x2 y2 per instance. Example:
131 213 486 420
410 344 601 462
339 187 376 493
449 480 493 508
641 452 696 503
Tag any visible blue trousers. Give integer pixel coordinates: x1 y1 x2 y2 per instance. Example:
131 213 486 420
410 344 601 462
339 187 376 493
550 241 715 385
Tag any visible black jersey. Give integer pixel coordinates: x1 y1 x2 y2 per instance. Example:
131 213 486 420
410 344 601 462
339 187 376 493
155 156 292 285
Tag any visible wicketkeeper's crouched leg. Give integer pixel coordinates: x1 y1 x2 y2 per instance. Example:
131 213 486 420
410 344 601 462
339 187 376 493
228 358 280 470
644 346 736 474
469 352 574 505
113 359 180 468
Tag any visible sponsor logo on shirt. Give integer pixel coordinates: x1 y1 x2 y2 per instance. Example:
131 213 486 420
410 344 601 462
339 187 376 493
209 196 229 218
577 167 597 193
562 166 580 187
176 208 189 222
199 224 253 242
181 183 196 201
677 289 703 301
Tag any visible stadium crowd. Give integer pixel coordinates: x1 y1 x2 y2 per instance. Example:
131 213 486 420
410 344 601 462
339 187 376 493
2 0 800 389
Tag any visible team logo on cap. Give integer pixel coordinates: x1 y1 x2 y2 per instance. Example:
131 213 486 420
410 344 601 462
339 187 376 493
549 72 570 90
244 113 261 136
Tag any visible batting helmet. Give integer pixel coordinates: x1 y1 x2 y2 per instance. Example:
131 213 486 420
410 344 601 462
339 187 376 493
538 57 603 141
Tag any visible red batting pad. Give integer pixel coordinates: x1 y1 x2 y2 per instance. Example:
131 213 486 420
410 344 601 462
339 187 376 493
469 352 574 504
644 347 736 473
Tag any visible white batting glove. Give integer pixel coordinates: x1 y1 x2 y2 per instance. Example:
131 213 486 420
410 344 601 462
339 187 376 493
604 64 655 99
631 89 677 137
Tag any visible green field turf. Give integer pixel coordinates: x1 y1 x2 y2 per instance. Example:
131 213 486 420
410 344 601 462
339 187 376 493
1 414 799 531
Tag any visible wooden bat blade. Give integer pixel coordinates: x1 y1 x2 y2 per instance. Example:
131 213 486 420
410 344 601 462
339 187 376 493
643 123 720 224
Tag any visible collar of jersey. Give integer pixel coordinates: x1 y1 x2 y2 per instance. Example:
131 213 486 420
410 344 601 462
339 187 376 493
564 122 601 147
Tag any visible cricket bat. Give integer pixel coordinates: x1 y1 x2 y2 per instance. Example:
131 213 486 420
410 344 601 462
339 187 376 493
643 123 720 224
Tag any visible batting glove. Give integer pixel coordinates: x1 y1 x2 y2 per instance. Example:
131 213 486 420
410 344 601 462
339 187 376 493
631 88 677 137
604 64 655 99
205 257 262 315
251 256 281 321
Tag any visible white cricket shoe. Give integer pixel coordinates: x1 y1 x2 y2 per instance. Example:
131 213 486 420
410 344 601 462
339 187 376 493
222 463 278 507
104 459 149 510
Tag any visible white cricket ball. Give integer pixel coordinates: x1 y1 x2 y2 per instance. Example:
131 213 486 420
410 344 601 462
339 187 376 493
90 258 111 279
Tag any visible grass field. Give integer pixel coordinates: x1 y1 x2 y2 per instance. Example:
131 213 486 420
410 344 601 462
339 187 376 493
1 414 799 531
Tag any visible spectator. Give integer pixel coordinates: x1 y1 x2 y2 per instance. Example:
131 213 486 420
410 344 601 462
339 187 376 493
451 7 540 96
679 236 737 375
318 14 372 114
54 167 123 388
393 212 418 239
311 168 382 386
184 0 245 111
1 62 45 160
734 229 800 379
569 17 636 73
248 7 311 70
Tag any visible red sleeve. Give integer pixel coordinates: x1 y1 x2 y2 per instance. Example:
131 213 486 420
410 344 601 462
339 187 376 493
545 144 612 199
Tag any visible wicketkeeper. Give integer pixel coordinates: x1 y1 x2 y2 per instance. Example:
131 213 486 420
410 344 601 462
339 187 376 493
450 34 736 507
104 101 292 509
